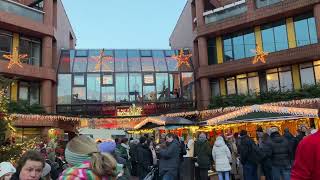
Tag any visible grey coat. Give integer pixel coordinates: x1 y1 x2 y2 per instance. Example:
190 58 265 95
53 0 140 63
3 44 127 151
159 140 180 174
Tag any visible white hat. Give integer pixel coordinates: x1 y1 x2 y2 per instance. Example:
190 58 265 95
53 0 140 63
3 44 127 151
0 162 16 177
41 163 51 177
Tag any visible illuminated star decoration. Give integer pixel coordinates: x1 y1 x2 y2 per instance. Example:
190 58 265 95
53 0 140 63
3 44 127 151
171 49 192 68
3 47 28 69
252 45 268 64
94 48 112 71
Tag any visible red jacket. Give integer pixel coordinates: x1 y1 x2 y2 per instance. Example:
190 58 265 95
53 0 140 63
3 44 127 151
291 130 320 180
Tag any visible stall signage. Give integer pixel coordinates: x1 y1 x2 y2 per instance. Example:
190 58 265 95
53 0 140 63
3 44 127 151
117 104 142 117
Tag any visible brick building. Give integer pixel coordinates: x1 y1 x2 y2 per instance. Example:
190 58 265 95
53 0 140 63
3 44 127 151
189 0 320 109
0 0 76 142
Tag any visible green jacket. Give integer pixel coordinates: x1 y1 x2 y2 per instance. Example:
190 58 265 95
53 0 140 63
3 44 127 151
194 139 212 169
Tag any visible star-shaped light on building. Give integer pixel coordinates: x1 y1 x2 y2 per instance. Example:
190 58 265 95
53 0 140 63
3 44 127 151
252 45 268 64
94 49 112 71
171 49 192 68
3 47 28 69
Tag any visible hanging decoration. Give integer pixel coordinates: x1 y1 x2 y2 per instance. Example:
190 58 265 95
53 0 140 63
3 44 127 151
116 104 143 117
94 48 112 71
3 47 28 69
252 45 268 64
171 49 192 68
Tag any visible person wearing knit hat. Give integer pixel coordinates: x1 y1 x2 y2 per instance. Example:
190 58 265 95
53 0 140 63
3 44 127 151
98 141 116 154
0 162 16 180
268 127 279 135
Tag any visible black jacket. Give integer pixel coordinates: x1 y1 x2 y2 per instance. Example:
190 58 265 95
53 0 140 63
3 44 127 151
159 140 180 174
270 132 292 167
239 135 257 165
194 139 212 169
259 138 272 167
137 144 153 178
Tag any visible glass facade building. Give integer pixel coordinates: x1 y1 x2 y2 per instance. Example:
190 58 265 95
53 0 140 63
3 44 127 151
57 49 195 116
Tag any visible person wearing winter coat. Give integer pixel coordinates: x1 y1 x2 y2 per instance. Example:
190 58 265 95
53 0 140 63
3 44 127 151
291 130 320 180
269 127 292 180
259 133 272 180
194 133 212 180
158 133 180 180
136 137 153 180
212 136 232 180
129 139 139 176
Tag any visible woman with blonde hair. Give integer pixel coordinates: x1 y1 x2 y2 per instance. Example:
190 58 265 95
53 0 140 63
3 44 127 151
59 135 122 180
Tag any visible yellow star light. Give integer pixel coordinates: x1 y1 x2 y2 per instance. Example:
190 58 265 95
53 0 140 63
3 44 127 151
94 49 112 71
3 47 28 69
252 45 268 64
171 49 192 68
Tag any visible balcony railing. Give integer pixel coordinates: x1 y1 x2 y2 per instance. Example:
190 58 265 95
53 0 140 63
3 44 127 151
255 0 282 8
204 0 247 24
0 0 44 22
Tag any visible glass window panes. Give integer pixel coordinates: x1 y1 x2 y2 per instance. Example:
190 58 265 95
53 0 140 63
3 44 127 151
262 26 276 52
115 50 128 72
153 50 167 71
165 50 178 71
128 50 141 71
129 73 142 102
294 15 318 47
0 33 12 59
273 23 288 51
300 63 315 86
59 51 72 73
72 87 86 103
87 50 101 72
87 74 101 102
226 77 236 95
103 74 113 85
233 35 245 59
143 85 156 101
243 32 256 57
236 74 248 95
31 42 41 66
115 73 129 102
279 71 293 91
314 65 320 83
169 73 181 99
144 73 154 84
102 87 115 102
74 75 85 85
75 50 87 57
223 38 233 61
101 50 114 72
29 83 39 104
181 72 194 101
73 57 87 72
267 73 280 91
156 73 169 101
19 38 31 64
19 82 28 101
262 21 288 53
248 76 260 94
141 57 154 71
210 80 220 96
58 74 71 104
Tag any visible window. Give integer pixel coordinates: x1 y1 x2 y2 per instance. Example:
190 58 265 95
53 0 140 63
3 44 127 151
74 75 85 85
223 30 256 61
181 72 194 101
115 73 129 102
19 37 41 66
29 83 40 105
144 73 154 84
87 50 101 72
141 54 154 72
153 50 167 71
59 51 73 73
236 74 248 95
73 57 87 72
102 87 115 102
87 74 101 102
314 61 320 83
102 74 113 85
101 50 114 72
72 87 86 103
266 67 292 92
208 38 218 65
262 20 288 53
115 50 128 72
169 73 181 99
165 50 178 71
143 85 156 101
294 14 318 47
226 77 236 95
19 82 29 101
300 62 315 86
210 80 220 96
0 30 12 59
128 50 141 71
248 72 260 94
58 74 72 104
156 73 169 101
129 73 142 102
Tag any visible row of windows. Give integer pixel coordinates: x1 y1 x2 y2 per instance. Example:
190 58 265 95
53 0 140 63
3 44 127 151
208 14 318 64
59 50 192 73
0 30 41 66
58 72 194 104
211 61 320 96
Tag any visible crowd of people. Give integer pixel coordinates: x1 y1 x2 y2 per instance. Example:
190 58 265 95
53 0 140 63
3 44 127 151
0 125 319 180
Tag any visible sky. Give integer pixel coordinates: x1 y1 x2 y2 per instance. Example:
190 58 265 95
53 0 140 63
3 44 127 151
61 0 187 49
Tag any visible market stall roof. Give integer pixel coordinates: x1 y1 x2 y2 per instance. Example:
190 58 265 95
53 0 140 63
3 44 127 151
205 104 318 126
134 116 194 130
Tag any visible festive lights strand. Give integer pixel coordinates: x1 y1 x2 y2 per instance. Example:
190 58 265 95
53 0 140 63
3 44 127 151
252 45 268 64
2 47 28 69
171 49 192 68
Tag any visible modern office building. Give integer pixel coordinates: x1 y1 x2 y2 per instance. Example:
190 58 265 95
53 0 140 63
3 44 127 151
56 49 195 117
0 0 76 142
190 0 320 109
